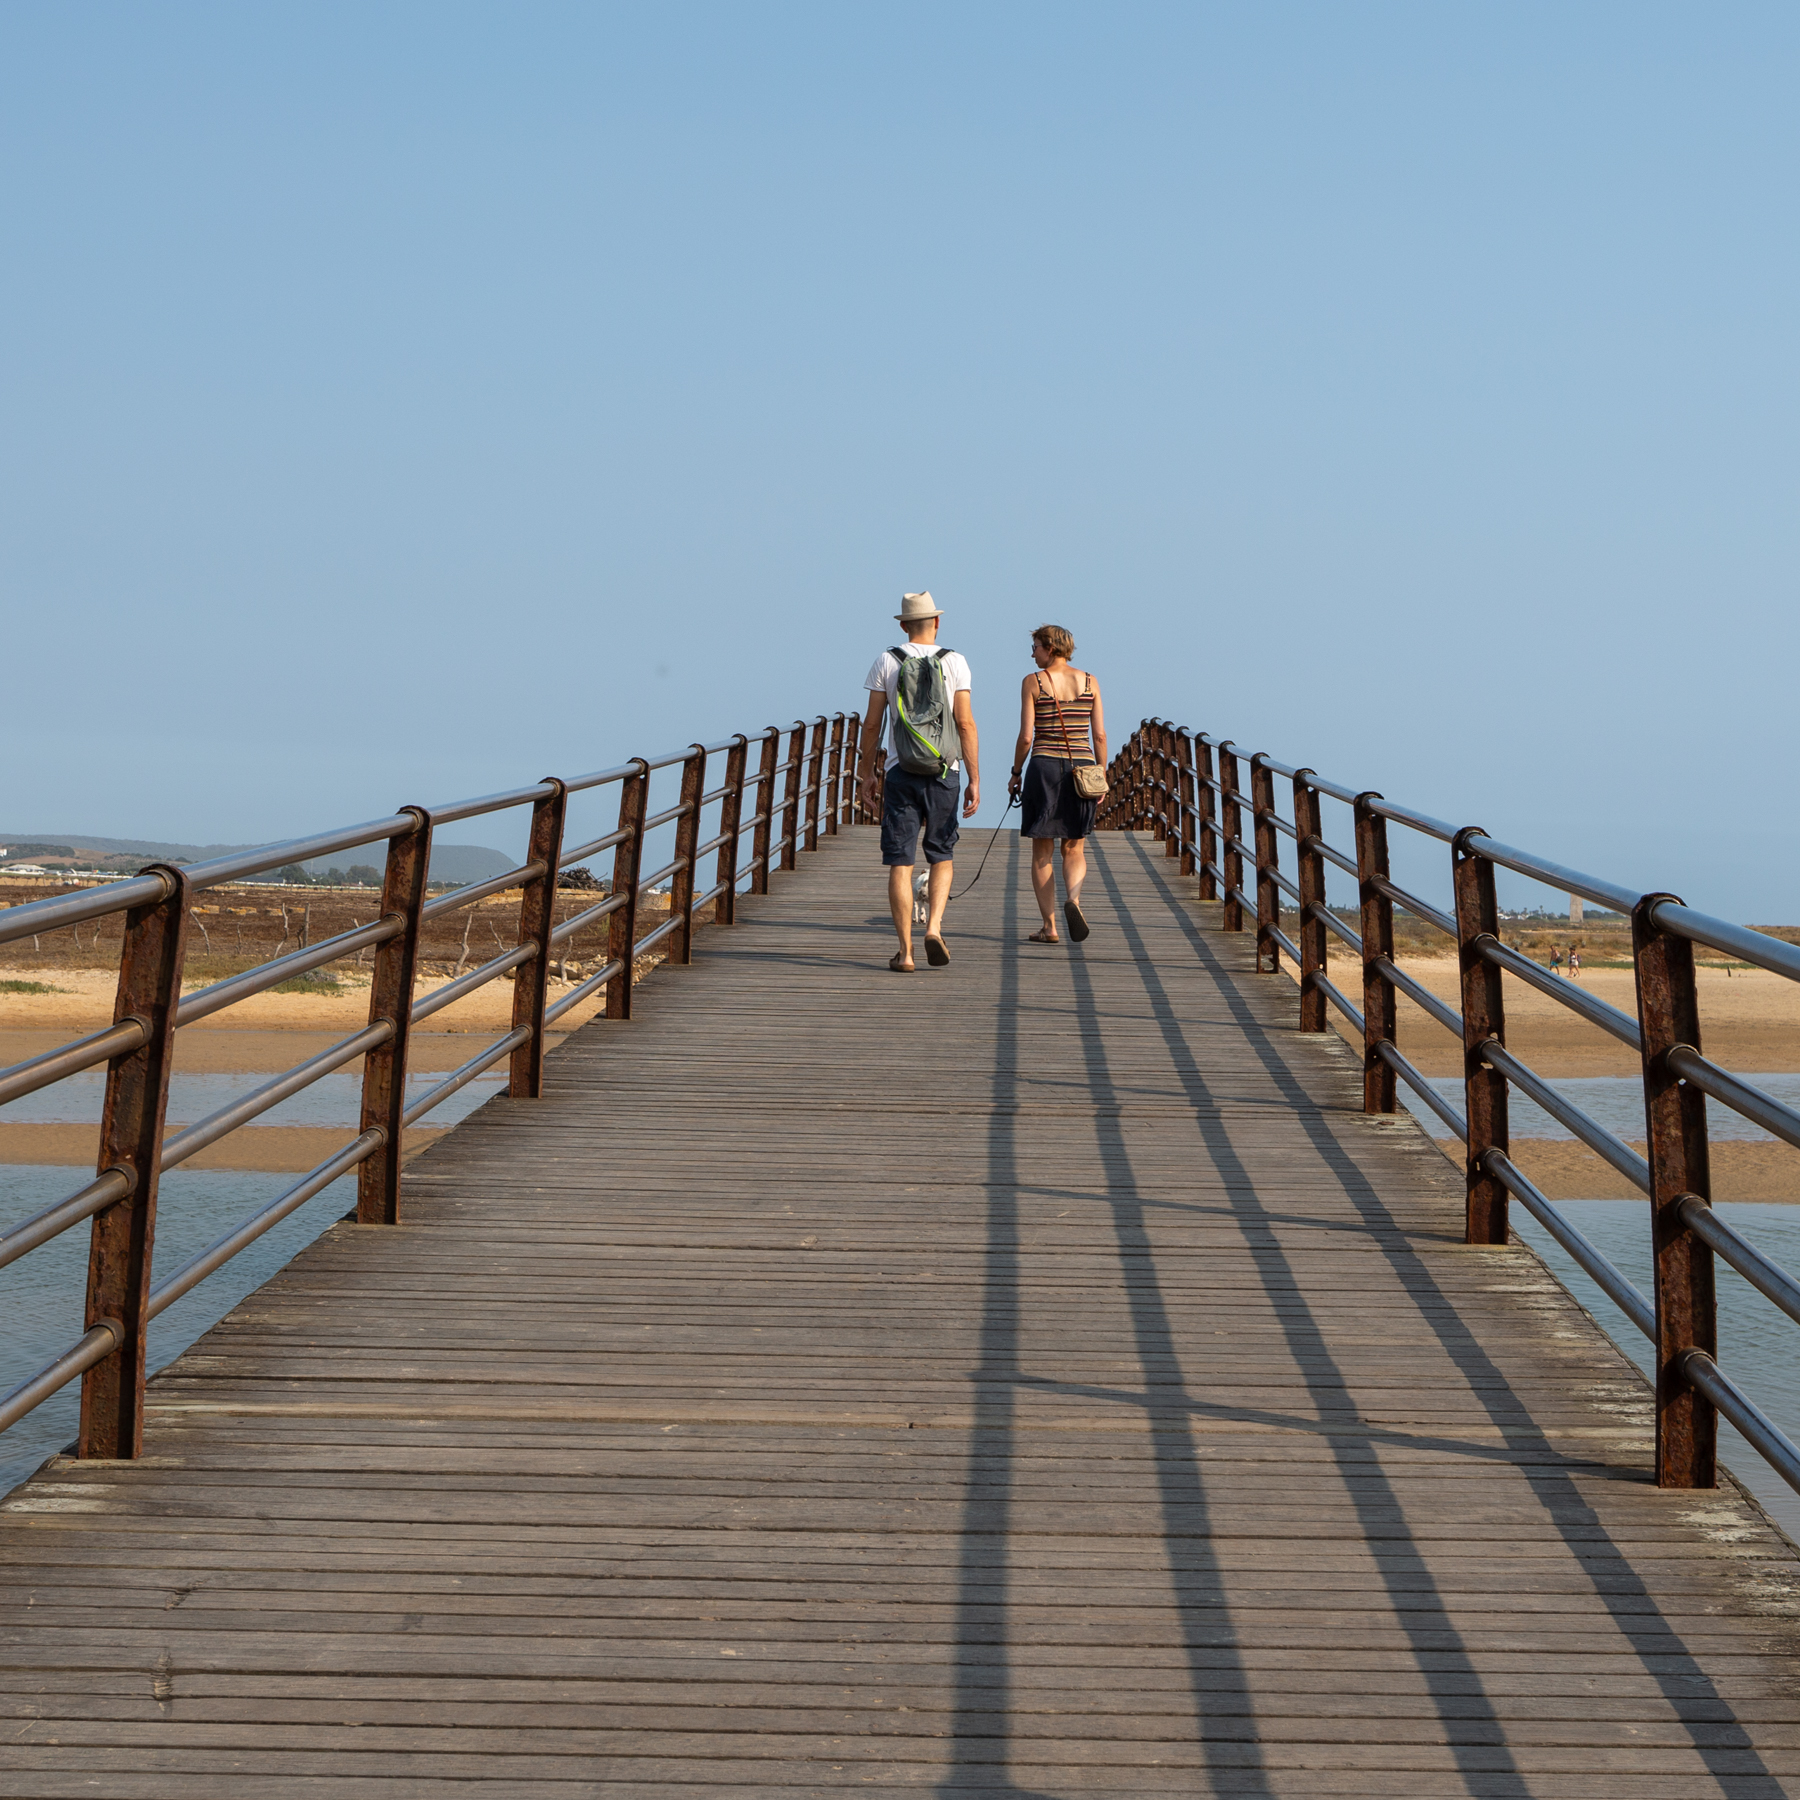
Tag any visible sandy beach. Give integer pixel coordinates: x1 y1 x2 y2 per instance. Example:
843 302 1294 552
1283 951 1800 1202
1298 952 1800 1078
0 948 658 1171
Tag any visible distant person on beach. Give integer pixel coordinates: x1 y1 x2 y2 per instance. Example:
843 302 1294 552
858 592 979 973
1549 948 1562 976
1569 946 1582 978
1008 624 1108 945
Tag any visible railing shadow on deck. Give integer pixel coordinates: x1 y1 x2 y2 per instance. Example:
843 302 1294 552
0 701 871 1468
1102 719 1800 1517
1101 834 1772 1791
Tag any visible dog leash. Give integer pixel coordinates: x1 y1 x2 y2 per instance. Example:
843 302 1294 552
948 791 1019 902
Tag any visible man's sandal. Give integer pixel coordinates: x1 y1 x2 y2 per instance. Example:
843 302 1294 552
889 952 915 973
1028 929 1061 945
924 935 950 967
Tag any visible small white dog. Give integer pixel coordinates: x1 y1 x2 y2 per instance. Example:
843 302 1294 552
913 870 930 927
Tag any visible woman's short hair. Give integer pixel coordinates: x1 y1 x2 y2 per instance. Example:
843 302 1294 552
1032 624 1075 660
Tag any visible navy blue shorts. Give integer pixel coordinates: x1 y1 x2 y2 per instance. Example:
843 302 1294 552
881 766 961 866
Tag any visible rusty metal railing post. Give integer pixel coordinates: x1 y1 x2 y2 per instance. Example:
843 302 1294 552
803 717 827 852
1162 724 1181 856
1635 892 1717 1489
356 810 431 1226
508 780 567 1100
845 700 866 824
1195 736 1218 900
78 865 188 1460
1453 831 1509 1245
715 735 748 925
1218 743 1244 931
1251 754 1279 972
1354 794 1396 1114
751 730 778 893
1175 732 1197 877
780 722 804 871
606 762 648 1020
1294 773 1327 1033
668 745 706 966
825 714 845 836
1148 725 1169 846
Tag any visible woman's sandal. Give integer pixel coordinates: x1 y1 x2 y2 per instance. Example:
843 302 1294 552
889 952 915 973
1064 901 1090 943
1028 928 1061 944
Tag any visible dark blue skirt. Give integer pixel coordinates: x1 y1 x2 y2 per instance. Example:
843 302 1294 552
1020 755 1097 841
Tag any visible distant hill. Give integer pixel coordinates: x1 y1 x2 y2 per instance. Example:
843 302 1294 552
0 832 513 886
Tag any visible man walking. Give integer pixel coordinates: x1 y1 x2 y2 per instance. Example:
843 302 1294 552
859 591 979 972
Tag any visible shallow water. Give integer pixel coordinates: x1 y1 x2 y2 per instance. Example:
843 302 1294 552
1513 1199 1800 1543
1400 1072 1800 1144
0 1164 358 1497
0 1068 505 1129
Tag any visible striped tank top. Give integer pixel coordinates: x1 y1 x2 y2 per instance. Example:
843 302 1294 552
1033 672 1096 760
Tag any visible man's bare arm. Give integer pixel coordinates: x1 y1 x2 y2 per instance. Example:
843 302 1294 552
859 692 887 798
953 690 980 817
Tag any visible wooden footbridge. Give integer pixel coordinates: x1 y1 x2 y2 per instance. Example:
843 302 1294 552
4 714 1800 1795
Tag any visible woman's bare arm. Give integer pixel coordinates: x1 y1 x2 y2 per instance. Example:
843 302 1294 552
1010 674 1035 791
1088 677 1108 766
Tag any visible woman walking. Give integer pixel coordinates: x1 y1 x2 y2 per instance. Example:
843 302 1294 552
1007 624 1108 944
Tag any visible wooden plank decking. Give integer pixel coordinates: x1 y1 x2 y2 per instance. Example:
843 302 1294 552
3 826 1799 1796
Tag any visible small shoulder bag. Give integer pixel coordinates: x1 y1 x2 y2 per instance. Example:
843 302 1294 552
1042 674 1109 801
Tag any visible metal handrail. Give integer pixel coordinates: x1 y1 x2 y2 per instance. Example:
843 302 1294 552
422 863 545 920
147 1131 387 1320
159 1023 394 1169
1480 1040 1651 1193
1376 1040 1467 1139
1309 902 1361 954
1364 798 1459 844
1485 1151 1654 1340
549 890 629 944
1682 1352 1800 1495
1666 1045 1800 1154
544 957 626 1023
1370 954 1460 1038
0 874 171 947
0 1022 153 1110
1315 973 1364 1035
1468 834 1640 917
1301 834 1359 879
1372 875 1457 939
1679 1197 1800 1331
0 702 858 1459
1109 710 1800 1502
426 784 558 827
1476 936 1642 1050
1652 902 1800 983
404 1028 532 1126
411 944 537 1023
558 826 631 865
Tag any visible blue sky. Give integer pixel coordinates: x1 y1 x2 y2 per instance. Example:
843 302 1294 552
3 3 1795 917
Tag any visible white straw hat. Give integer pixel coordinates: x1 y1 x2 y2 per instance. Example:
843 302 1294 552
895 591 940 622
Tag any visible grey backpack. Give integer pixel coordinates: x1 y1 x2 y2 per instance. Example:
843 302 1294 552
888 646 960 778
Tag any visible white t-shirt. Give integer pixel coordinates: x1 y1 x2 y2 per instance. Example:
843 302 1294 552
864 642 973 773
